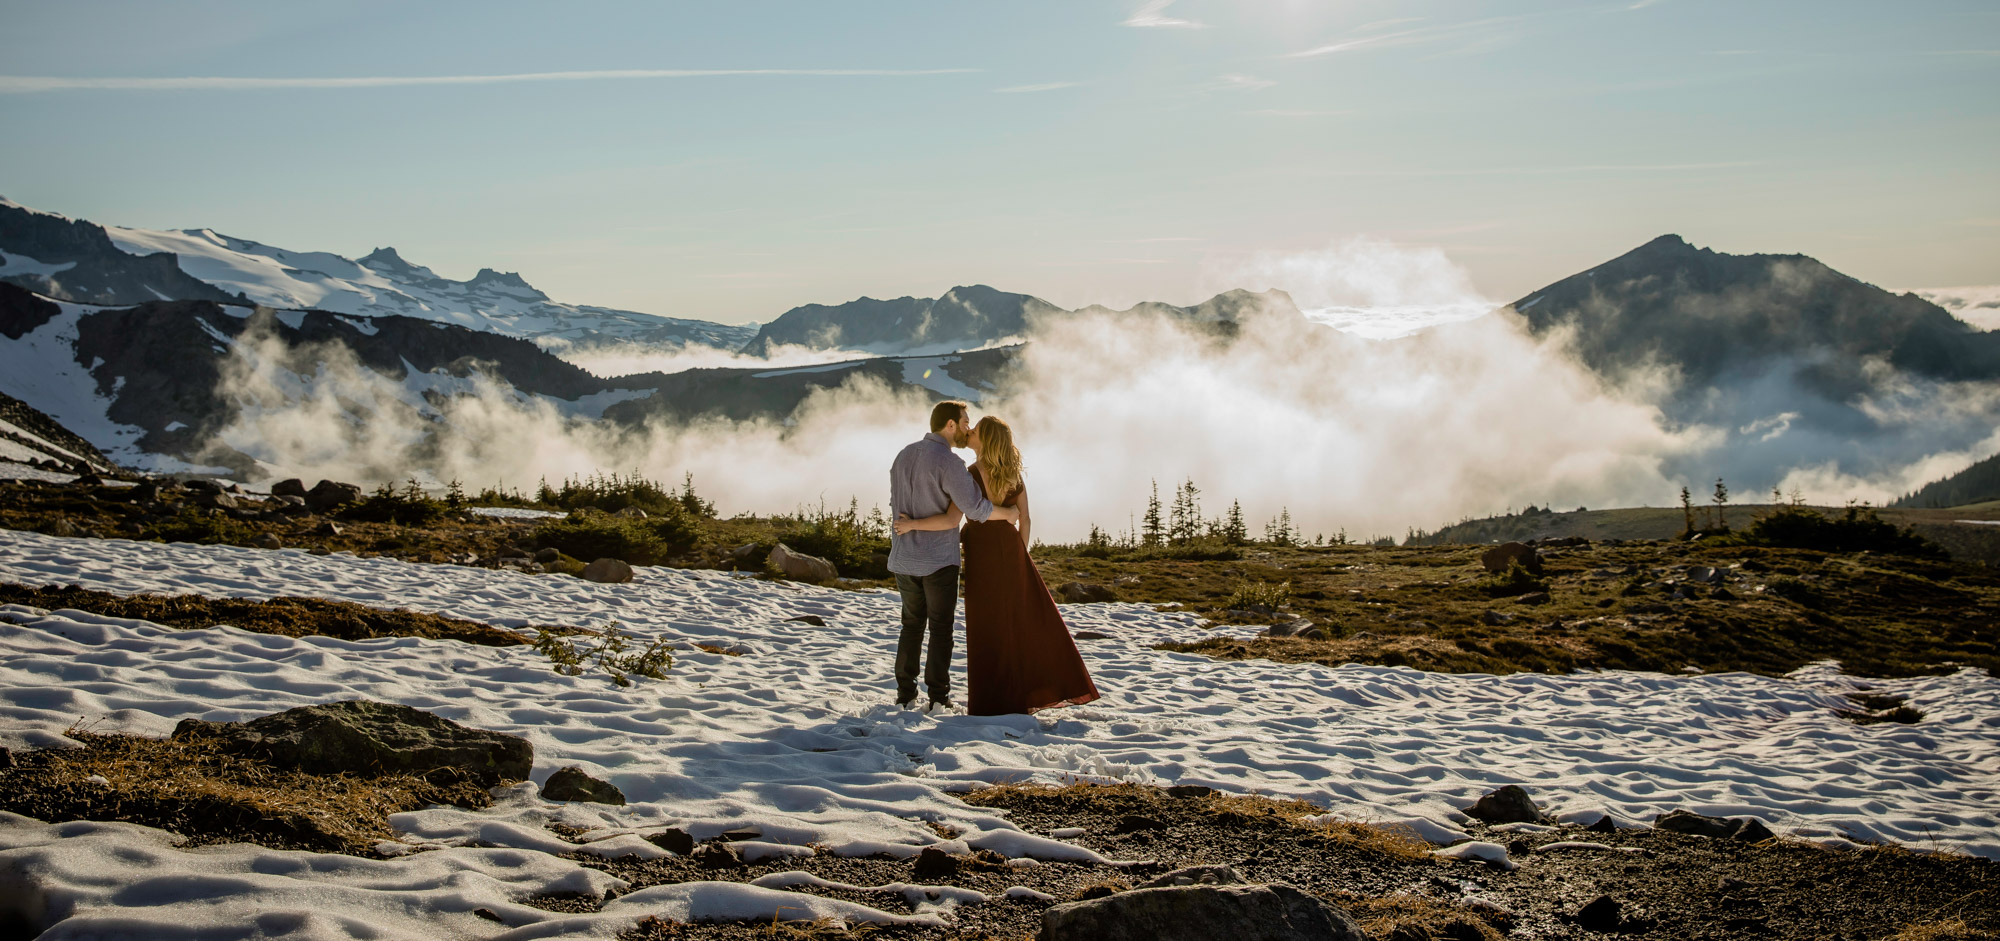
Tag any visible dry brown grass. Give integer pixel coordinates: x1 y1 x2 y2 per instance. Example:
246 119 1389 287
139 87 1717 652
961 780 1432 861
1888 918 1987 941
694 643 746 657
0 728 490 853
1327 890 1507 941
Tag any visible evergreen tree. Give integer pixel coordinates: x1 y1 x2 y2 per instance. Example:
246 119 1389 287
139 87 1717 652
1679 485 1695 536
1223 499 1248 544
1713 477 1731 531
1168 478 1202 545
1142 480 1164 547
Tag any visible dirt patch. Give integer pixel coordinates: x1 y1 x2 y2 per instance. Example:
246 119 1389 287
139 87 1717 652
0 581 534 646
583 781 1999 940
0 729 491 854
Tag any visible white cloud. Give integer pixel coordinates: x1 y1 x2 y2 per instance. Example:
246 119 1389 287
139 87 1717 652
1214 73 1276 91
0 68 978 94
1285 15 1528 59
995 81 1080 94
1124 0 1207 29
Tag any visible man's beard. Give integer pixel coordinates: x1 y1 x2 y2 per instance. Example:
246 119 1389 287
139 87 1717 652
955 427 970 447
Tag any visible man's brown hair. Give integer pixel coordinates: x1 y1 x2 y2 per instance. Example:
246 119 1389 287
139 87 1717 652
929 400 970 433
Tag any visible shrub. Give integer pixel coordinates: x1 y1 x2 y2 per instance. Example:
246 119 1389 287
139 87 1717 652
775 499 889 578
1225 579 1291 611
534 471 715 519
339 480 447 526
146 509 259 546
1724 505 1943 558
1476 560 1548 597
533 624 672 688
533 510 700 566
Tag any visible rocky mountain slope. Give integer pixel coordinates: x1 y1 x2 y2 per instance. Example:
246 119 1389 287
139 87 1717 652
0 198 757 356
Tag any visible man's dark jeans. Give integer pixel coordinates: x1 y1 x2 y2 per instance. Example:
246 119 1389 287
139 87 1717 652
894 565 959 704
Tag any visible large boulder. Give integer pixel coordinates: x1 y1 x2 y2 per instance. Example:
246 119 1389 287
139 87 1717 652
305 480 365 512
1481 542 1542 575
271 478 308 499
542 766 626 805
1655 809 1776 842
172 700 532 786
1040 883 1364 941
1057 582 1116 604
769 543 838 582
581 558 634 584
1465 785 1550 824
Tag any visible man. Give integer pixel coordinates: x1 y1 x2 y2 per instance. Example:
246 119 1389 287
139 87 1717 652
888 400 1018 710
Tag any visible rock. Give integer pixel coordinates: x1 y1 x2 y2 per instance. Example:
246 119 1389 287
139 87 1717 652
309 546 332 556
1734 818 1777 843
498 545 531 560
769 543 838 582
1464 785 1549 825
1688 566 1724 584
274 494 307 509
253 534 282 550
1574 894 1622 932
533 547 561 564
729 543 763 564
1072 631 1110 641
1481 610 1516 626
1115 814 1167 833
1296 627 1329 640
74 473 104 487
581 558 635 584
0 746 10 769
184 478 225 495
718 826 763 842
1710 586 1737 601
1480 542 1542 575
192 491 238 511
541 766 626 805
1587 814 1618 834
1057 581 1117 604
614 506 648 519
171 699 532 786
1655 809 1747 839
130 481 162 502
1138 865 1244 888
305 480 365 512
785 614 827 627
1266 618 1313 638
272 478 308 499
1166 785 1216 799
692 842 743 869
315 521 343 537
646 828 695 855
1040 883 1365 941
1515 591 1552 606
914 846 960 879
51 519 80 537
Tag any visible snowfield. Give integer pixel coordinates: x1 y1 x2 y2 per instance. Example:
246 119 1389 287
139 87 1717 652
1 527 1996 937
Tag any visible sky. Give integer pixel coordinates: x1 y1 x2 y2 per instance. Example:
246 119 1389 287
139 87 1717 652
1 0 1995 324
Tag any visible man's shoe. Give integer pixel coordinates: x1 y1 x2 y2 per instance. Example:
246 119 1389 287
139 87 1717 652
928 698 955 712
895 697 918 709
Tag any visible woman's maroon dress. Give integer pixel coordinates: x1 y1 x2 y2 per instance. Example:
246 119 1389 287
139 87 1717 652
961 467 1101 716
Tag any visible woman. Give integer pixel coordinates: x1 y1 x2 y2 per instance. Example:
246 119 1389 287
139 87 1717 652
894 417 1100 716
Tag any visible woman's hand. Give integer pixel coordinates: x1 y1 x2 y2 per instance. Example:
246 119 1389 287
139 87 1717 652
894 513 919 536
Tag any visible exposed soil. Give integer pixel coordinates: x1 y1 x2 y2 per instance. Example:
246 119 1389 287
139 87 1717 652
572 782 1996 940
0 730 493 854
0 581 535 646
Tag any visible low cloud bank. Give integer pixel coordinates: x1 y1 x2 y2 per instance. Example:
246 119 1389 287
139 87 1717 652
198 245 2000 541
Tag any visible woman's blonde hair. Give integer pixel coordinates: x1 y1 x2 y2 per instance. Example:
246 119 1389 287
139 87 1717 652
974 416 1023 500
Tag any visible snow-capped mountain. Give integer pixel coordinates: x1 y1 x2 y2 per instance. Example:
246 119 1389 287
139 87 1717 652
0 197 757 358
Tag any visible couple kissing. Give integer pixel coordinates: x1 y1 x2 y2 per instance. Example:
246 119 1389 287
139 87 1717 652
886 400 1100 716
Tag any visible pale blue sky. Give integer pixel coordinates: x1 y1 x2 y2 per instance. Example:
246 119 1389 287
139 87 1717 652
1 0 1994 323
